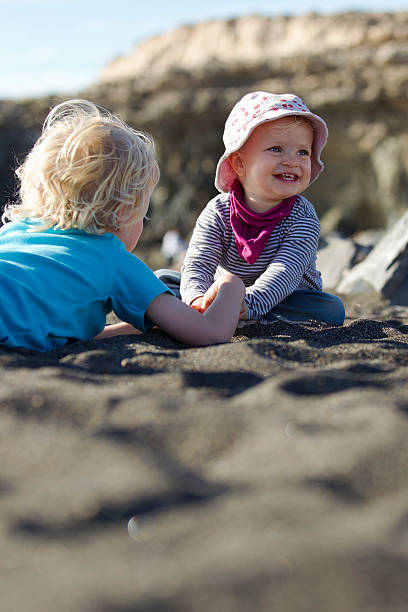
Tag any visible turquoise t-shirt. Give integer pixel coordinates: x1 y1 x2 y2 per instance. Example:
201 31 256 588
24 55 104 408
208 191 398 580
0 219 170 351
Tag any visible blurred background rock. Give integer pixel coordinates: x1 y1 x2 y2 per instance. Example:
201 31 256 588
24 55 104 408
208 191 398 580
1 12 407 268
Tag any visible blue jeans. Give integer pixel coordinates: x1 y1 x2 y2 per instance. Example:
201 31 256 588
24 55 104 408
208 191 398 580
155 269 345 326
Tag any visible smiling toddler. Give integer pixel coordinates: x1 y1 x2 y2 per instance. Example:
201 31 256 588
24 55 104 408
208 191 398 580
157 91 345 326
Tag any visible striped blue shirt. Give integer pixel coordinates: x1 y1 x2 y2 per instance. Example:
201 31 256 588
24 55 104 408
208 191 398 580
180 192 322 319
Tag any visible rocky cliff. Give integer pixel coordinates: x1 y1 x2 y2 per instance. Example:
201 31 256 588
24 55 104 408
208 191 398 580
1 12 407 255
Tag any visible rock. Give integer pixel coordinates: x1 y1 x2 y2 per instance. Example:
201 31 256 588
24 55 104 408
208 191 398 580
97 13 408 90
351 229 385 265
317 234 357 289
351 229 385 248
337 210 408 303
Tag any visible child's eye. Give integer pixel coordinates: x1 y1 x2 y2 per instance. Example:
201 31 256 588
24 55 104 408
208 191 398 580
298 149 311 156
268 146 282 153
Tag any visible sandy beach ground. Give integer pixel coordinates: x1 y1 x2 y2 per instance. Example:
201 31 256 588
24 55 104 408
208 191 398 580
1 292 408 612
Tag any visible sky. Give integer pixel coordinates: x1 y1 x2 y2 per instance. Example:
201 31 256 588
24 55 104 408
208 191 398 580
1 0 407 100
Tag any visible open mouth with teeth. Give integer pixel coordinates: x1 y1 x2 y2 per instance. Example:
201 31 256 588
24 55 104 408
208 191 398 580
274 173 299 182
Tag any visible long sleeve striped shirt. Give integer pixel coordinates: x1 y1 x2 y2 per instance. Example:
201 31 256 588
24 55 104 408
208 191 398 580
180 192 323 319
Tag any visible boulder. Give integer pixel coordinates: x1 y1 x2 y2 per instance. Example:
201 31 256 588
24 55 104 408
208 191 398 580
317 234 357 289
337 210 408 304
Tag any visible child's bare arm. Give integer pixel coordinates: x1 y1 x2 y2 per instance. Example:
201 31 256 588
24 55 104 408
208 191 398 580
201 279 248 320
95 274 244 344
147 273 245 345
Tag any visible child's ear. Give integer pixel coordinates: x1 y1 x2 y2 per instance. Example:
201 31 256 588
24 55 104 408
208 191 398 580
229 152 245 177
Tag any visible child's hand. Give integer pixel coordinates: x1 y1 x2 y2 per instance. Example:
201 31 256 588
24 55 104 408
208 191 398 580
94 322 142 339
190 296 204 313
239 299 248 320
201 282 221 312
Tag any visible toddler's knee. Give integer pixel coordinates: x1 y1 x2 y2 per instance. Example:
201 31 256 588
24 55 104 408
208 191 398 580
326 295 345 326
155 268 173 279
154 268 182 298
155 268 180 283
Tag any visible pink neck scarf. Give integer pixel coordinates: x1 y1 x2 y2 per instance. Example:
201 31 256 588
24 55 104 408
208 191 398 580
230 180 296 264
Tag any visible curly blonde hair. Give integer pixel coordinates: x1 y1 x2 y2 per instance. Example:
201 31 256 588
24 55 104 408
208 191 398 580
3 99 160 233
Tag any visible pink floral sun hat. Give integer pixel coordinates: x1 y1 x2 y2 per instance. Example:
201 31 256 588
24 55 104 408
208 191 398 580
215 91 328 193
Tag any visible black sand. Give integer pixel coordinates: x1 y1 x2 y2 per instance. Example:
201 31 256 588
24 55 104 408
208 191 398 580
1 293 408 612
